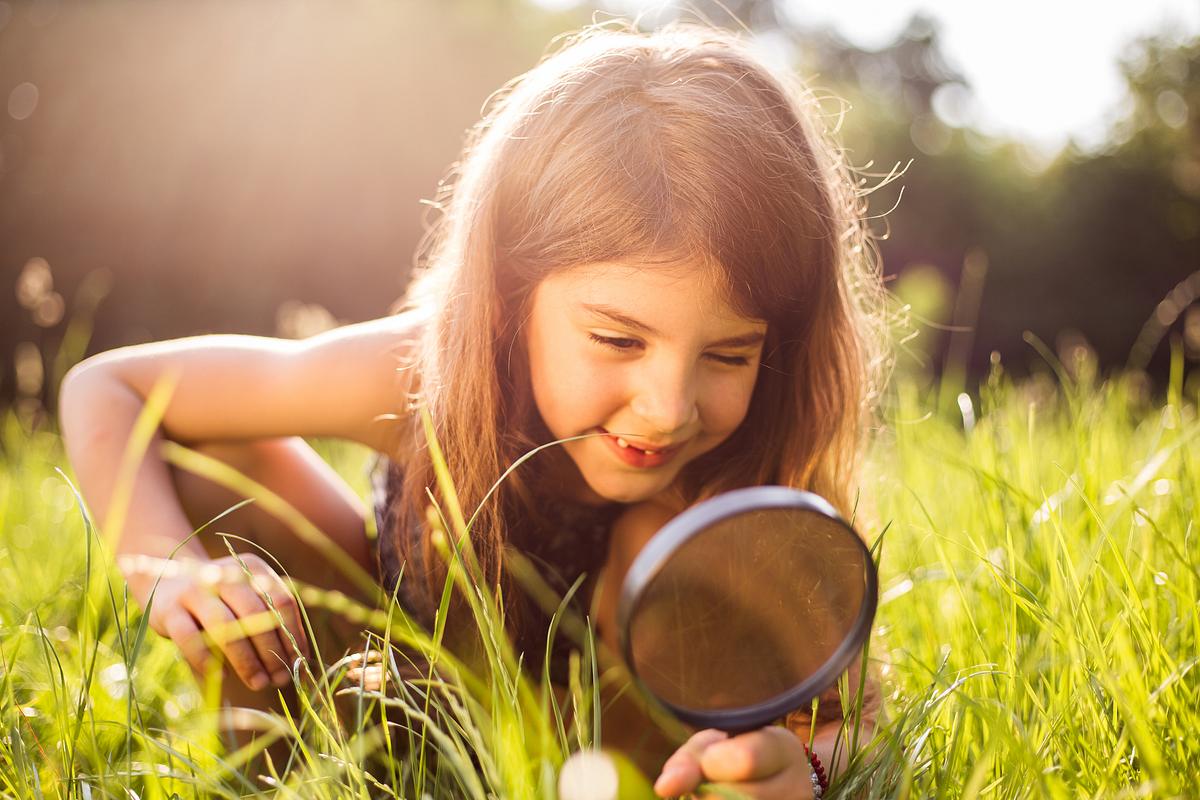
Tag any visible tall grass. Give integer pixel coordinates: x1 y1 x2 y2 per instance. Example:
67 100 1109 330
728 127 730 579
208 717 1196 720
853 348 1199 798
0 345 1196 797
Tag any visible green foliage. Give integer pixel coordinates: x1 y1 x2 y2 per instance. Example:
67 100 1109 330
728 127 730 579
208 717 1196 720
0 355 1198 795
856 352 1199 797
0 411 617 797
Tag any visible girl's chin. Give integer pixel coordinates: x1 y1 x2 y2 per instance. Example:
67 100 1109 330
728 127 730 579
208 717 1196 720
580 470 676 506
556 436 690 506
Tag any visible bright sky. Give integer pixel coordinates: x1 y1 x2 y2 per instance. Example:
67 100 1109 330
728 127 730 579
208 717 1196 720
539 0 1200 154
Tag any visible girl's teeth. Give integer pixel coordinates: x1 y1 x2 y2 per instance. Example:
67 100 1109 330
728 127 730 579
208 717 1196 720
614 436 658 456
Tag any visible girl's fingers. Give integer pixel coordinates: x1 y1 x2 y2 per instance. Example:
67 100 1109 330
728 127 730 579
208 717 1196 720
695 766 815 800
655 729 729 796
162 610 209 676
253 572 310 662
657 728 813 799
218 582 294 686
232 555 310 661
345 663 386 692
698 727 800 783
184 591 271 691
342 649 382 669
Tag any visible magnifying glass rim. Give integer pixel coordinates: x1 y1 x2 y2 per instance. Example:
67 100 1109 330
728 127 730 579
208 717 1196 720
616 485 879 733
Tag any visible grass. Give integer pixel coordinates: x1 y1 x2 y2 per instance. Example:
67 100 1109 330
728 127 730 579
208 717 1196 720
0 345 1197 797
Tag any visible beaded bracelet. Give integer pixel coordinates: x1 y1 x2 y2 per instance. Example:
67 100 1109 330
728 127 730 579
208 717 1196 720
802 743 829 799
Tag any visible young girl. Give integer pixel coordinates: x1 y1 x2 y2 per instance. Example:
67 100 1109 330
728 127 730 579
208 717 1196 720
60 20 887 798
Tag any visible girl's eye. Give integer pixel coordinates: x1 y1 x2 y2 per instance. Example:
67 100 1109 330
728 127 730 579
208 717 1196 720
589 333 641 352
588 333 750 367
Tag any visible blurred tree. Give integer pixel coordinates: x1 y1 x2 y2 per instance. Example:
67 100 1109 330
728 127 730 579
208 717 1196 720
1113 34 1200 371
3 0 1197 409
1035 33 1200 375
786 14 1199 382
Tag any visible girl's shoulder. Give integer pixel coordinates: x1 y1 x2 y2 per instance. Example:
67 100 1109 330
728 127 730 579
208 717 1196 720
287 311 427 456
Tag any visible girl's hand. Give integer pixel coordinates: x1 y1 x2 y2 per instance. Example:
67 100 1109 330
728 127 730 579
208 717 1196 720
342 649 387 692
654 727 815 799
126 553 310 690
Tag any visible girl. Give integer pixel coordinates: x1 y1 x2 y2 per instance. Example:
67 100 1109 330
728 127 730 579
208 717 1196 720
60 20 887 798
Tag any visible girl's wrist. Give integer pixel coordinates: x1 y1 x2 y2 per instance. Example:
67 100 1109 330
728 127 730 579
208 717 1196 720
803 743 828 798
117 549 211 606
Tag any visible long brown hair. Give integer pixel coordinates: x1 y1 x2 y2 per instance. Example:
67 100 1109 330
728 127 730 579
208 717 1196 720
386 21 890 624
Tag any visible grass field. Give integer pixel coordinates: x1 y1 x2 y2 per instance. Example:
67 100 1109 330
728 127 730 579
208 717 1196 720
0 348 1196 798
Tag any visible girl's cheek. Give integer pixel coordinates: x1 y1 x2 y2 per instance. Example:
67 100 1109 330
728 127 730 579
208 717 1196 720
708 371 756 423
580 354 630 392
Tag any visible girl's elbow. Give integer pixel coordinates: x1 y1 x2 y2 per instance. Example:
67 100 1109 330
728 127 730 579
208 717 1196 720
58 354 127 436
61 350 114 392
59 359 97 430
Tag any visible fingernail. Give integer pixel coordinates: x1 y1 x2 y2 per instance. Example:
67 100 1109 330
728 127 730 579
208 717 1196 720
653 766 684 795
249 674 268 691
271 671 289 686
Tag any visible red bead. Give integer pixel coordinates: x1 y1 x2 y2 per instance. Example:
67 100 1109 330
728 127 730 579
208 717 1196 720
802 743 829 791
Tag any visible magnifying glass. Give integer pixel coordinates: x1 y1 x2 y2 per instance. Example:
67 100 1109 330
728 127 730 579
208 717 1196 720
616 486 877 734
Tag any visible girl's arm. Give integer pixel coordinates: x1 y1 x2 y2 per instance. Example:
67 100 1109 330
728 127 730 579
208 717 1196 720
60 313 417 558
58 313 420 682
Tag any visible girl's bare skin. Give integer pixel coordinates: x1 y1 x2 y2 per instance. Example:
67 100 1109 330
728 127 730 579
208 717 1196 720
60 21 887 798
60 314 415 690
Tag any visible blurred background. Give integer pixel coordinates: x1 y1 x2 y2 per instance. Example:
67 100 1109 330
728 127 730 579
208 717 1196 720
2 0 1198 415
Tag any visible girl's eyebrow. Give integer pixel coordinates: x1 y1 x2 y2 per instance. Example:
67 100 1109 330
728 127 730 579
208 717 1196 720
581 303 766 348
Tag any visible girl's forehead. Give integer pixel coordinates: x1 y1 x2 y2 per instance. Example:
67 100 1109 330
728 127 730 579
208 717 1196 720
569 261 701 292
541 261 766 328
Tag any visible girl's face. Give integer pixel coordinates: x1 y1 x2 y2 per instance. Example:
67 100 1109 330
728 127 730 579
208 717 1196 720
524 262 767 506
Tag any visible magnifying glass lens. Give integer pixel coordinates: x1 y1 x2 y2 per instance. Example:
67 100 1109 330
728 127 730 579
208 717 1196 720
626 508 867 713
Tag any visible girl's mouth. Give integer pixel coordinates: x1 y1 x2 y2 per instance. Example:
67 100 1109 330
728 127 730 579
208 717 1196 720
596 428 684 469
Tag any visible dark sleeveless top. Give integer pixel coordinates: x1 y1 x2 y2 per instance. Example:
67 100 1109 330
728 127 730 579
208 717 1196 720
370 456 625 681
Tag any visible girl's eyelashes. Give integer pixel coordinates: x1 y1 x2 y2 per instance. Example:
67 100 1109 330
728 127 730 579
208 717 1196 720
587 333 751 366
588 333 641 352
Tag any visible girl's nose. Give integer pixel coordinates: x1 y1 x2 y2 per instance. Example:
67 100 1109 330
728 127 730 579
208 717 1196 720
630 367 699 437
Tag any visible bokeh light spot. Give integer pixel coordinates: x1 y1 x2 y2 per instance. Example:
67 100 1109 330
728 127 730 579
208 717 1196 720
1154 299 1177 326
14 341 44 397
15 257 53 308
8 82 39 121
32 291 65 327
931 82 974 128
1156 90 1188 129
275 300 338 339
1183 306 1200 357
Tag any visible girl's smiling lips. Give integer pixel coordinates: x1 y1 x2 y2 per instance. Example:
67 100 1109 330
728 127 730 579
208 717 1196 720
595 427 687 468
